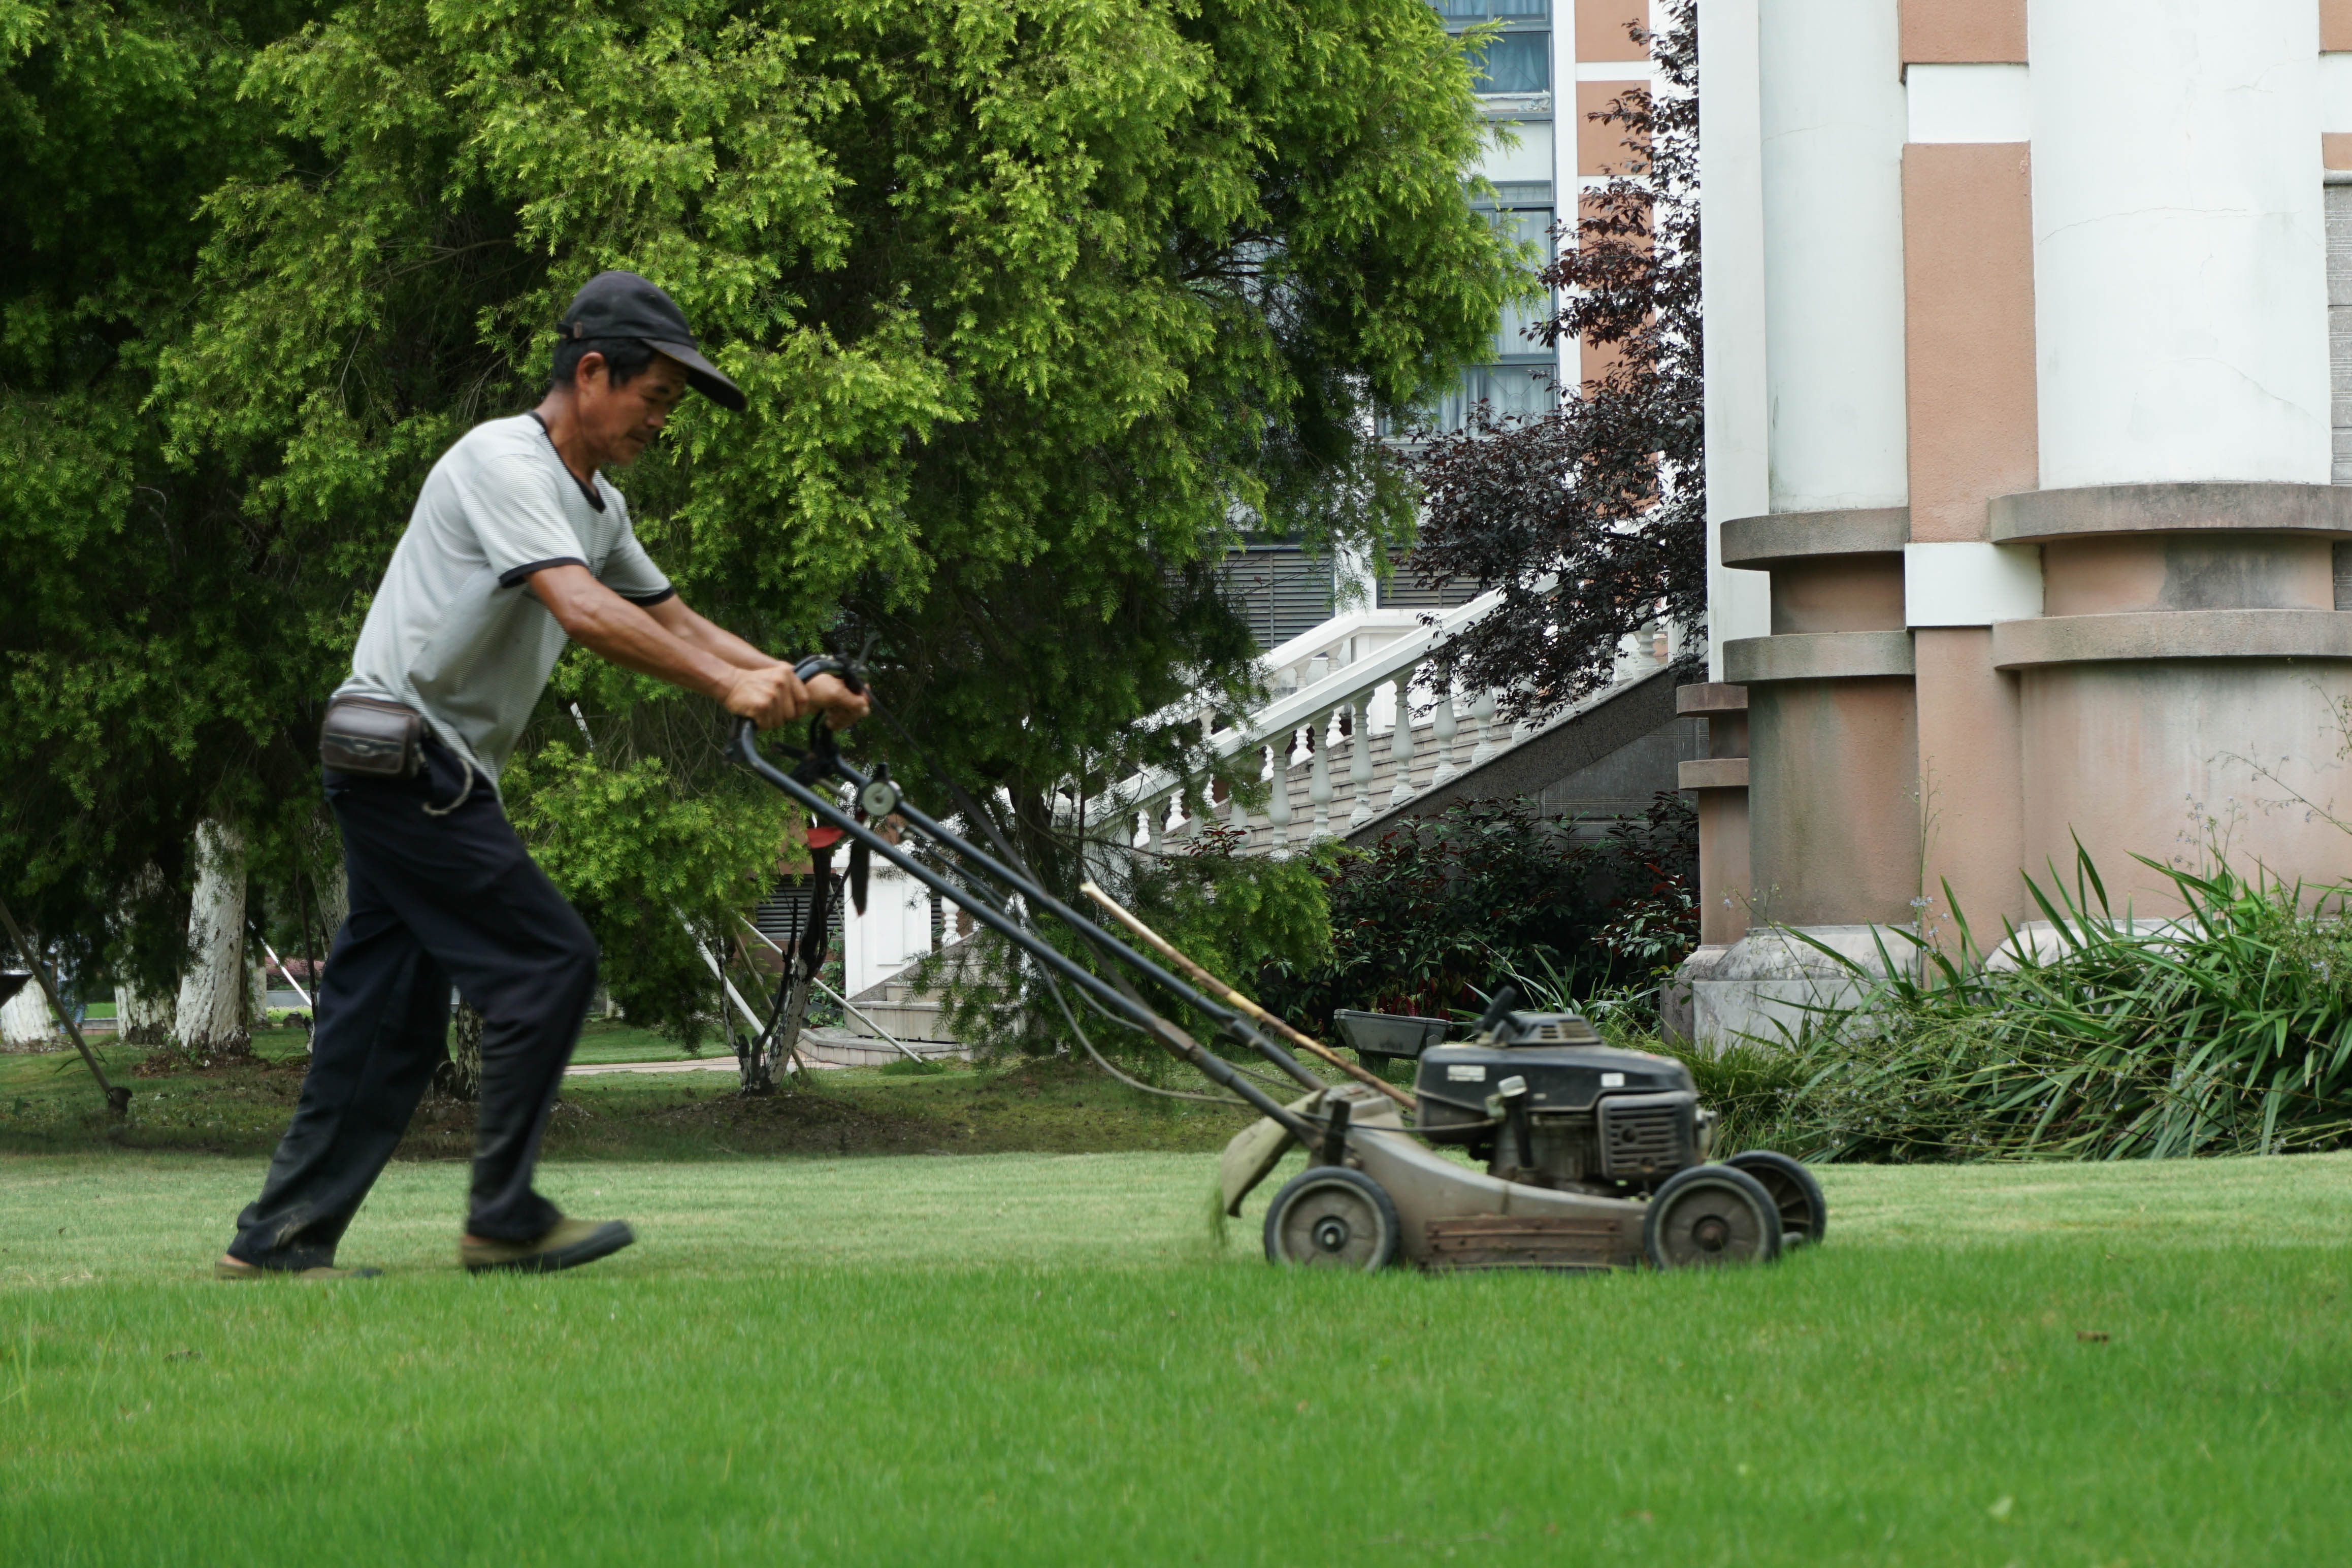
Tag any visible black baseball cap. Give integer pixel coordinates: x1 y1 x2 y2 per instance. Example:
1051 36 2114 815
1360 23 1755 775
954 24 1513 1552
559 270 746 412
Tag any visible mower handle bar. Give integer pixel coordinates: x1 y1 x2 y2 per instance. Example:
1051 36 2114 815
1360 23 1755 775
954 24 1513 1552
727 718 1326 1142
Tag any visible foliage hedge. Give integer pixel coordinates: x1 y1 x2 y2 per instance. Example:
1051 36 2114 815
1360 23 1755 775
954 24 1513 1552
1256 793 1697 1032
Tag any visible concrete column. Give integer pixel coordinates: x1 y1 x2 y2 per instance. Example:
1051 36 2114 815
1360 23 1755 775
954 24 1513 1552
1758 0 1910 512
1993 486 2352 911
2029 0 2328 488
1468 689 1499 768
2007 2 2349 910
1428 682 1460 788
1713 0 1920 934
1723 508 1922 928
1386 669 1419 808
1676 684 1753 946
1346 692 1378 829
1308 708 1337 840
1700 0 1774 679
1263 736 1294 850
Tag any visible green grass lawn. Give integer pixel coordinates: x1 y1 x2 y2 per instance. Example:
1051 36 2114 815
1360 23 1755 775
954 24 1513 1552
4 1146 2351 1564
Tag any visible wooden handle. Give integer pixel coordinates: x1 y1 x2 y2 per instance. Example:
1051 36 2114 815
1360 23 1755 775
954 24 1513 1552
1077 881 1415 1109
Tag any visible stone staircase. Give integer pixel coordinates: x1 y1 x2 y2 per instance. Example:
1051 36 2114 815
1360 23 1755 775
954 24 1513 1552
1114 619 1678 855
838 941 996 1056
794 1025 967 1068
842 965 961 1046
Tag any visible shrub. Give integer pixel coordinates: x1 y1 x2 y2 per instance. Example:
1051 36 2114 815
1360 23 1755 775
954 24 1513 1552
929 823 1334 1065
1258 793 1697 1030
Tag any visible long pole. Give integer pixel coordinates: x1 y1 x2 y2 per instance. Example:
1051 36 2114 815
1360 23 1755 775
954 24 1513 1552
808 738 1327 1094
256 934 313 1009
1077 881 1415 1109
0 894 129 1116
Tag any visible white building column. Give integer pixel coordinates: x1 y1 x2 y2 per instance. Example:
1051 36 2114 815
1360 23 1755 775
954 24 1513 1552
2029 0 2328 488
1757 0 1911 514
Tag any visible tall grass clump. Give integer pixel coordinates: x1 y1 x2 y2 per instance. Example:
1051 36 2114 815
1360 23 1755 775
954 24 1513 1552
1519 845 2352 1162
1753 847 2352 1160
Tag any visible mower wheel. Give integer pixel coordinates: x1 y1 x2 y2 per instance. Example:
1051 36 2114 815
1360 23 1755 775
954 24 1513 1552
1643 1164 1782 1268
1264 1167 1400 1271
1725 1149 1827 1248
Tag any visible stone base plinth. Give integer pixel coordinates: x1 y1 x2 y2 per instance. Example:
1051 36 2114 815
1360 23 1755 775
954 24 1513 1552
1665 925 1913 1052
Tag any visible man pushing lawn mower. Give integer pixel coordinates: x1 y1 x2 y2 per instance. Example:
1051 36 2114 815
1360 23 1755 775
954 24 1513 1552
218 272 868 1281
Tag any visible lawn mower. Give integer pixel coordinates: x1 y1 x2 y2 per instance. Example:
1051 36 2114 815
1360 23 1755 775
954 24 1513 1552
730 656 1826 1273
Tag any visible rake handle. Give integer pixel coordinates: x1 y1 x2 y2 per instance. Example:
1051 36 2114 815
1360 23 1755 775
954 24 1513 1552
1076 881 1415 1110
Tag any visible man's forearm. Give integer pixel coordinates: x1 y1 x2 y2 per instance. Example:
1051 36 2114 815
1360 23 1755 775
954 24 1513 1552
652 598 776 673
527 562 844 729
530 572 738 701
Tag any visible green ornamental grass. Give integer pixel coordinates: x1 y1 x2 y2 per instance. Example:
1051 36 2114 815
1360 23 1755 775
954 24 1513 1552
1717 845 2352 1162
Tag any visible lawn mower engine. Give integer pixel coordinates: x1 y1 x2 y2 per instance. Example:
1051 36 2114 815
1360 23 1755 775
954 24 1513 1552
1411 1011 1716 1194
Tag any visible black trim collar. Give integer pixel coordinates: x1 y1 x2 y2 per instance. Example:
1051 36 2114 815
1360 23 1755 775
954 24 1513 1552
527 411 606 512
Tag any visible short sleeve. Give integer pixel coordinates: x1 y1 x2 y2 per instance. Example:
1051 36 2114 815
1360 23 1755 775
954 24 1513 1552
599 519 675 607
448 444 592 587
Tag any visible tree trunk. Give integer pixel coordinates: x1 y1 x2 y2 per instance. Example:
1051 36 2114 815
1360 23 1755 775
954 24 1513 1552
113 862 176 1046
315 852 348 937
437 999 483 1100
115 978 173 1045
1 983 58 1052
174 818 252 1058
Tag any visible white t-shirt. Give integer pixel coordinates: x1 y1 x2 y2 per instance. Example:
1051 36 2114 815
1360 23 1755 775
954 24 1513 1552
335 413 672 783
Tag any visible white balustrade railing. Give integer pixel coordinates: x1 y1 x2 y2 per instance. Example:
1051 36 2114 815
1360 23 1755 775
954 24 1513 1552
1073 577 1676 856
1095 589 1506 851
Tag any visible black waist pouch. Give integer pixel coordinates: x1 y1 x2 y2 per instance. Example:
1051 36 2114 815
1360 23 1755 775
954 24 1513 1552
319 697 423 778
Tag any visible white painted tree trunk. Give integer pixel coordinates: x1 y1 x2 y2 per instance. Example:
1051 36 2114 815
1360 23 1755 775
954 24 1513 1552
438 1000 483 1100
115 979 173 1045
174 818 252 1056
1 983 58 1052
115 864 176 1046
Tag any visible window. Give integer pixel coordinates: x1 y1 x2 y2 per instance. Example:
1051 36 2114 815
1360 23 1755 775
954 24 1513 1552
1476 186 1556 363
1377 182 1559 438
1217 545 1338 647
1431 0 1550 95
1377 550 1486 610
1467 31 1549 93
1380 363 1557 439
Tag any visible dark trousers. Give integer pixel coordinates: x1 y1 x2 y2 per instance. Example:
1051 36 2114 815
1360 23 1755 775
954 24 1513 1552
227 739 598 1268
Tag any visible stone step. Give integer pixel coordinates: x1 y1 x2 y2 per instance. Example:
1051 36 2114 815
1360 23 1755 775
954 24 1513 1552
844 998 957 1043
797 1027 970 1067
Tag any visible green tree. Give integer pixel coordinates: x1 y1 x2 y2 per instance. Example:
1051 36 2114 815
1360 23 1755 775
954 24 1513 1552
0 0 323 1014
5 0 1515 1041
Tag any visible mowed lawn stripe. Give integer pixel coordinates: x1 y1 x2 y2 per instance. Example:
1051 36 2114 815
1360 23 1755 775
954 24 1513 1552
3 1151 2350 1565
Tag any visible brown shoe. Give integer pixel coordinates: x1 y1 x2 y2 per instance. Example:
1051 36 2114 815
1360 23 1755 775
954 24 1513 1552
461 1217 635 1275
214 1258 381 1281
